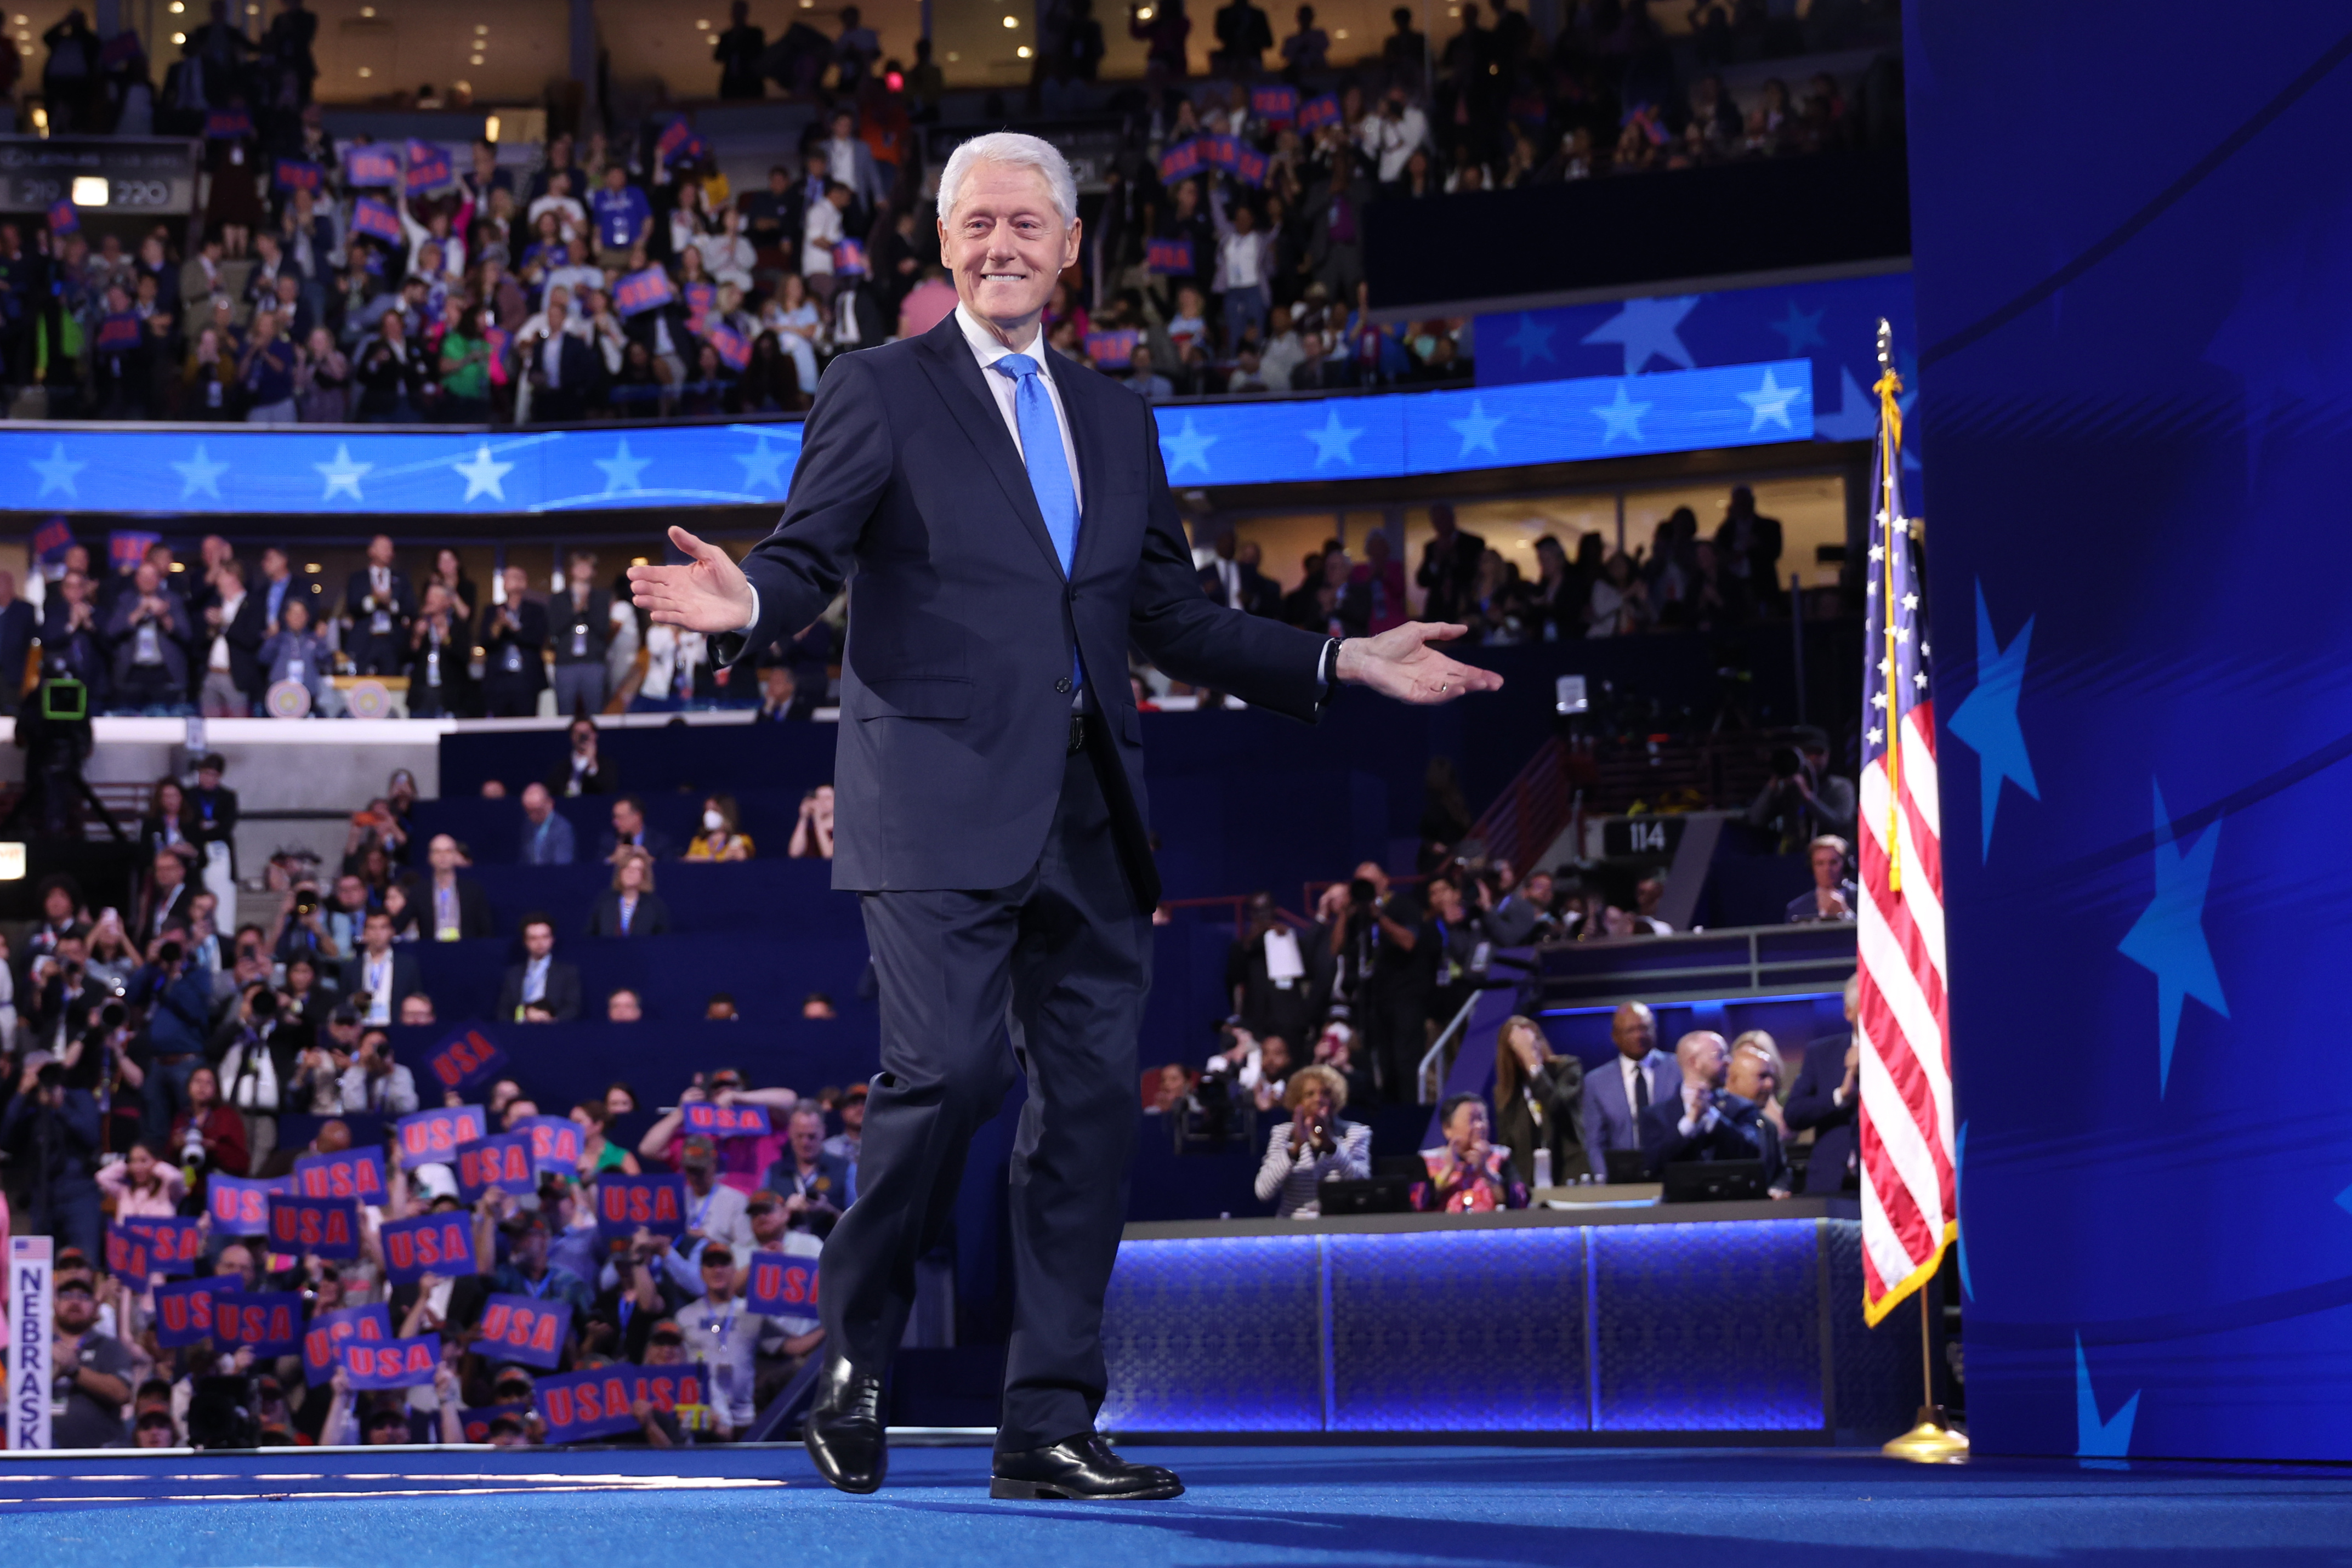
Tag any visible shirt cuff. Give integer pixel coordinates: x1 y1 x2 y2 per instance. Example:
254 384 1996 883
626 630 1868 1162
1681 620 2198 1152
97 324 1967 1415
740 583 760 634
1316 637 1340 703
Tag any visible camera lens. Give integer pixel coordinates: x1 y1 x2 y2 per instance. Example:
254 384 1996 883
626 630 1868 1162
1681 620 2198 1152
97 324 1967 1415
158 940 184 967
100 1001 127 1029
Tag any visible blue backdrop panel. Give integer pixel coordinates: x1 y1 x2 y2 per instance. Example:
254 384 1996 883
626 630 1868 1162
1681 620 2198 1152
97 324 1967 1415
1909 2 2352 1462
1328 1229 1589 1431
1097 1234 1326 1431
1590 1219 1822 1430
1473 275 1917 447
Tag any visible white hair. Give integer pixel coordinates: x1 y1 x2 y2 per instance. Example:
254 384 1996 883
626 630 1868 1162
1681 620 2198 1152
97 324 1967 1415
936 132 1079 228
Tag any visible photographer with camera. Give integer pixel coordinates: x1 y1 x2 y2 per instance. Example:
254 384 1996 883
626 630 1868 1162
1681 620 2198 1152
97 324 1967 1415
1320 860 1435 1103
133 922 217 1143
1 1048 104 1255
25 936 108 1058
213 981 301 1168
1744 728 1857 852
170 1063 251 1201
104 558 194 711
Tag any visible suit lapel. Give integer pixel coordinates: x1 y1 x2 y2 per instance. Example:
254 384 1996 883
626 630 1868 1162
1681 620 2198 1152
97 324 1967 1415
914 314 1066 581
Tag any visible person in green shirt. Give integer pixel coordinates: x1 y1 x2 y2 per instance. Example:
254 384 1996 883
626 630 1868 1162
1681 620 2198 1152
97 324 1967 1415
438 303 493 420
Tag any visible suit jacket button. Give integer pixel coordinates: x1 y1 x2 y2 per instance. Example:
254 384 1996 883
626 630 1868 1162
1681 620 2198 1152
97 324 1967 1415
1054 677 1072 693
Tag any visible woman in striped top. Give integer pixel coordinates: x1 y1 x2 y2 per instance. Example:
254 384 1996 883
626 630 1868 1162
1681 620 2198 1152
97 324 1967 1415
1253 1064 1372 1218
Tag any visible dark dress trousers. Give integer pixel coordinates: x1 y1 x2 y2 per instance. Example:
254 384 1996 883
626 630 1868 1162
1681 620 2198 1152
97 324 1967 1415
719 310 1328 1450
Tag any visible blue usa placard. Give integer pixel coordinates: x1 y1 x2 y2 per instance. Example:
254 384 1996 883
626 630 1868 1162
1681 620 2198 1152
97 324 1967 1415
268 1194 362 1260
121 1215 204 1276
206 1173 296 1235
153 1276 238 1347
343 1333 442 1390
745 1251 820 1317
476 1294 572 1369
302 1303 393 1387
594 1173 686 1239
424 1025 508 1093
215 1291 306 1355
455 1133 536 1202
514 1115 586 1175
535 1364 711 1444
681 1102 770 1138
292 1147 389 1206
378 1211 478 1287
396 1105 488 1169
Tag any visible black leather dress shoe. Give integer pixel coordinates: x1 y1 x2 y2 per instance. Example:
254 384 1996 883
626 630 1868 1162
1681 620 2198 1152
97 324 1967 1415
990 1433 1185 1501
803 1353 887 1494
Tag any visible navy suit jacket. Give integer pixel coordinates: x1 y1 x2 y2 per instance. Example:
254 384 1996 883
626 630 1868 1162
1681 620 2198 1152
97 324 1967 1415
1578 1049 1681 1172
1638 1089 1771 1179
0 599 31 700
721 311 1328 905
1783 1029 1857 1194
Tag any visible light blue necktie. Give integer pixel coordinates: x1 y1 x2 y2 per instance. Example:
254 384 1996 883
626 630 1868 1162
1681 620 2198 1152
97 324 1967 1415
990 352 1083 690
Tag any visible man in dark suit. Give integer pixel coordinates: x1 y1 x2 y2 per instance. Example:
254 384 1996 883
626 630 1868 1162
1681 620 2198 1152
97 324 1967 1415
523 297 603 422
1415 503 1486 624
1714 484 1784 605
1580 1000 1681 1179
751 662 819 721
480 566 549 719
215 560 271 711
1785 974 1861 1194
596 795 675 863
343 534 414 677
1639 1030 1769 1177
419 833 497 940
495 913 582 1022
105 560 193 709
628 132 1496 1501
0 568 32 713
41 566 107 702
339 910 423 1027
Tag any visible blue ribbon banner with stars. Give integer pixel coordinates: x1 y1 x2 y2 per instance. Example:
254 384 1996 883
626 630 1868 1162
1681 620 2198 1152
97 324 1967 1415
0 425 805 515
0 361 1808 515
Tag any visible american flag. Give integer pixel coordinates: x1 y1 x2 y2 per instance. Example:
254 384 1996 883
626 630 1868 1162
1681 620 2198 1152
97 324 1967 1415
1856 327 1956 1327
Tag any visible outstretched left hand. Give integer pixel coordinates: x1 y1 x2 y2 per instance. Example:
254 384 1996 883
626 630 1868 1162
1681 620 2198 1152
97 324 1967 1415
1336 623 1504 705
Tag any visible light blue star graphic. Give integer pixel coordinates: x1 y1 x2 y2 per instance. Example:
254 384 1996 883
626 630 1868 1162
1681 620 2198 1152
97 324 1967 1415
171 443 229 501
31 441 84 499
594 439 651 494
2074 1336 2139 1467
1590 384 1652 444
1162 414 1218 477
1945 580 2039 860
1768 300 1826 357
1580 296 1697 376
1813 366 1879 441
1504 312 1555 367
2117 781 2228 1097
734 434 789 492
1446 399 1503 459
1736 367 1806 431
2337 1182 2352 1219
453 443 516 502
314 442 372 501
1302 408 1364 468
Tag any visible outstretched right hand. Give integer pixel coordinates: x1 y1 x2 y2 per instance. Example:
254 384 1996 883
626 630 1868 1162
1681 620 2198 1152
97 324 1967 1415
627 526 756 634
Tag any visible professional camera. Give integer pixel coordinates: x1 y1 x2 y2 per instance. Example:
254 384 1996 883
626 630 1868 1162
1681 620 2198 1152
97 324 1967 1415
1768 745 1804 781
99 999 127 1030
250 987 280 1019
157 939 185 968
291 885 320 919
1348 876 1379 908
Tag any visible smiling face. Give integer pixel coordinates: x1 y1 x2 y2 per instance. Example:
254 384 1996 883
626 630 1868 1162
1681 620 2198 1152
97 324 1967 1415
939 160 1081 335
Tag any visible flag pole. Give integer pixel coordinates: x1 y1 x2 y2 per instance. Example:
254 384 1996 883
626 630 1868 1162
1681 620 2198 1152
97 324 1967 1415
1873 315 1967 1464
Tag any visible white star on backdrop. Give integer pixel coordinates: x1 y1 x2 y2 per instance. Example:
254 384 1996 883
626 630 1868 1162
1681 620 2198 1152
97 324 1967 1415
1447 399 1504 458
1590 384 1652 444
734 434 790 491
1162 415 1218 476
453 444 516 501
595 440 651 493
1736 367 1806 431
1302 408 1364 468
31 441 84 499
314 443 372 501
171 444 228 501
1580 296 1698 376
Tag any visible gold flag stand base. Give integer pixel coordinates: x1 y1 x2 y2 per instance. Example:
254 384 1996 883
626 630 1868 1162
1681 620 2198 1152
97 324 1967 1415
1882 1405 1970 1463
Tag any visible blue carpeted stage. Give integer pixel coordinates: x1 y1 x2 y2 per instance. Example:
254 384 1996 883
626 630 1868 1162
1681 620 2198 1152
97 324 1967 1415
1 1445 2347 1565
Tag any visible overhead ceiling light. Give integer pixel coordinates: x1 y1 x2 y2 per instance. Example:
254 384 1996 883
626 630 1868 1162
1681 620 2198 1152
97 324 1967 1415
1016 44 1031 57
1002 13 1018 25
357 65 372 76
169 30 185 43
